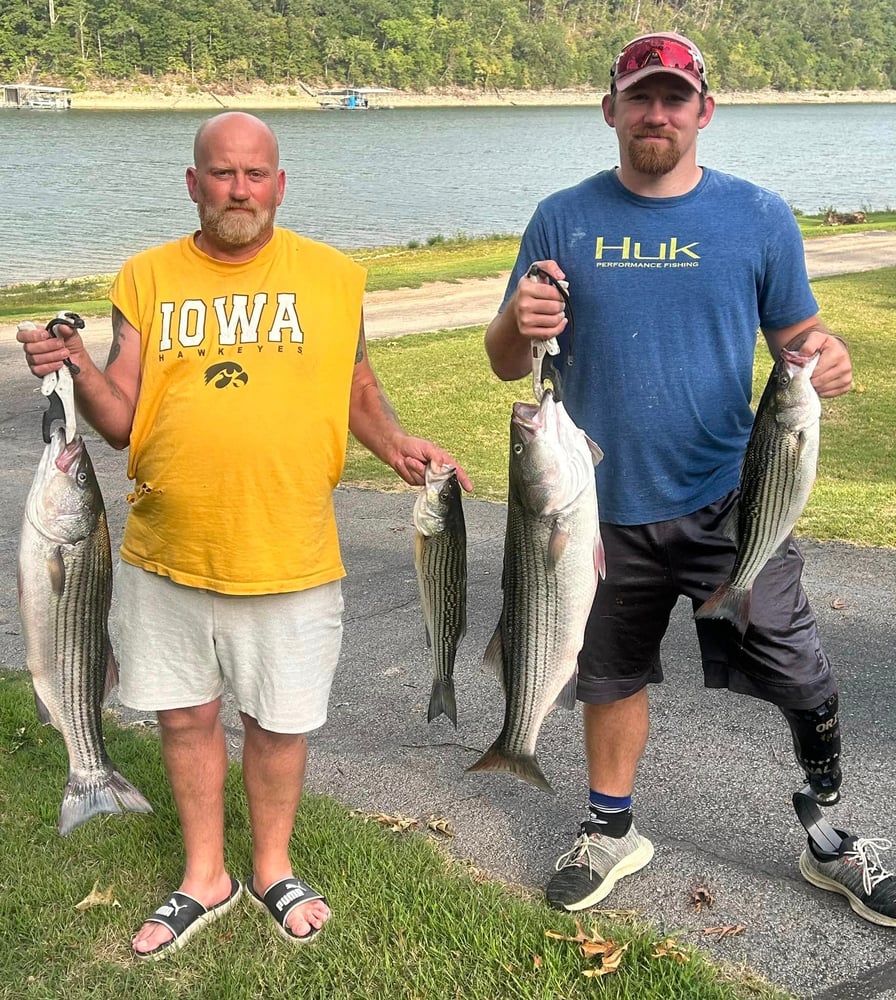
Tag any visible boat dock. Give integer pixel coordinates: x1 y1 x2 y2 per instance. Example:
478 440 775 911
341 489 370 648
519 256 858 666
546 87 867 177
317 87 394 110
2 84 72 110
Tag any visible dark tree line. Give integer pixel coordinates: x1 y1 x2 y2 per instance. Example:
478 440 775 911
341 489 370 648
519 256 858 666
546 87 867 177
2 0 894 92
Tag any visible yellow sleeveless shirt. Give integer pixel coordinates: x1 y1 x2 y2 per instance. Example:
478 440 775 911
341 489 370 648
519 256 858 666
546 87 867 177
110 228 366 594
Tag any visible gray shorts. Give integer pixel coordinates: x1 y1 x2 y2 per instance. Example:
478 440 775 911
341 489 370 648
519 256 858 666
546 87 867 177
115 560 344 733
577 491 836 710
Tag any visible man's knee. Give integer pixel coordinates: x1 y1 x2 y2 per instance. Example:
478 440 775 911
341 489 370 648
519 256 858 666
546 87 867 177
157 699 223 736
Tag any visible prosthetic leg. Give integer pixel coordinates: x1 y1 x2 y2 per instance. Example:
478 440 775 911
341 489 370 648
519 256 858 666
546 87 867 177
781 693 846 853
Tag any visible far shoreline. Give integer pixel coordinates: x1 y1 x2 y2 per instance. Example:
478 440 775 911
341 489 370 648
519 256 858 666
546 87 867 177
66 83 896 112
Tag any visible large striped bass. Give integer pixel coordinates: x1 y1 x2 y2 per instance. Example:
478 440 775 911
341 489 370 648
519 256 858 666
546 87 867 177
17 426 152 835
468 389 604 793
413 462 467 726
695 349 821 634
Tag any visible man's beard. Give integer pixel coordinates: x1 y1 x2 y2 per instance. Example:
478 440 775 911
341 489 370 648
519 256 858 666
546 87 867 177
197 201 275 248
627 134 682 175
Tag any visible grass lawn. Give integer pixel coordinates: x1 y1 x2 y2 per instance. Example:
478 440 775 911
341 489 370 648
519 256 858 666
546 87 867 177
0 671 789 1000
345 266 896 548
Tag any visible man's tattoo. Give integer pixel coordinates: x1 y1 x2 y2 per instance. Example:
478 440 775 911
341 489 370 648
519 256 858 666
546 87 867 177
107 307 126 367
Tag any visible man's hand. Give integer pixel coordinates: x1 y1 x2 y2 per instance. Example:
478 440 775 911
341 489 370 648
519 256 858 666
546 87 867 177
389 436 473 493
512 259 569 343
17 319 86 379
786 328 853 398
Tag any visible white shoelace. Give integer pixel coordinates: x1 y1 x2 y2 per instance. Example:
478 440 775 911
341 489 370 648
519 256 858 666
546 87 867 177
555 829 619 877
846 838 895 895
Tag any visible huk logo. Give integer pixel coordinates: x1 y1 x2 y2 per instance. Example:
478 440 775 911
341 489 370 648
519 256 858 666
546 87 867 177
595 235 701 269
204 362 249 388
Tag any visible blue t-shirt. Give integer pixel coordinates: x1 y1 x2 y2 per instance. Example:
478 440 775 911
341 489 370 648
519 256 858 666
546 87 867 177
502 167 819 525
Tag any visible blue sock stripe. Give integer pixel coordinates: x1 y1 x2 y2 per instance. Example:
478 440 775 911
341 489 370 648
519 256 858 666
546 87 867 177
589 790 632 813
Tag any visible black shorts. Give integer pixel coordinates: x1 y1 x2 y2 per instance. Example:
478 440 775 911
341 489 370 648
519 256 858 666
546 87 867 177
576 491 835 710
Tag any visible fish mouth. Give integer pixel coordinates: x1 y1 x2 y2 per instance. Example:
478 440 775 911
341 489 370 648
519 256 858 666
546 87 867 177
511 390 557 441
780 349 820 367
54 433 85 475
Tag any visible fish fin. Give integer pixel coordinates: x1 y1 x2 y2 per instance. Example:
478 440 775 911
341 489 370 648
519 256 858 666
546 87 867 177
484 622 506 688
33 691 54 726
103 643 119 702
721 504 739 542
550 669 579 713
422 622 432 649
773 538 791 559
59 767 153 836
694 582 751 635
796 429 811 465
547 522 570 569
594 531 607 580
47 547 66 595
427 678 458 728
466 744 554 794
586 436 604 466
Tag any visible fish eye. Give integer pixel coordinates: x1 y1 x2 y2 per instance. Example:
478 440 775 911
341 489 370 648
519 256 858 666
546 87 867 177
779 374 791 386
77 471 89 486
513 443 524 455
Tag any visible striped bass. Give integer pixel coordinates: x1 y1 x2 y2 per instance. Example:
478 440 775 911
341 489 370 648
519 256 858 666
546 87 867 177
468 389 604 793
17 426 152 835
413 462 467 726
695 349 821 634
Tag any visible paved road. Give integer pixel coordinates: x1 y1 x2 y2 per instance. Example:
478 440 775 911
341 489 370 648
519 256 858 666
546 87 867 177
1 238 894 998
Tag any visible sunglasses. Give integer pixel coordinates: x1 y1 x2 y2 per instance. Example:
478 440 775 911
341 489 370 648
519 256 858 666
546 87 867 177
611 37 707 89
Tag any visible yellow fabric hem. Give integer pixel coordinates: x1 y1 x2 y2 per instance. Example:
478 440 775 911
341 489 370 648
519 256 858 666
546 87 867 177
118 552 347 596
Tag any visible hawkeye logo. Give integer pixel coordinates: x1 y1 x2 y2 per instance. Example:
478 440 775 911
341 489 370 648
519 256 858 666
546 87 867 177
204 361 248 388
595 236 701 270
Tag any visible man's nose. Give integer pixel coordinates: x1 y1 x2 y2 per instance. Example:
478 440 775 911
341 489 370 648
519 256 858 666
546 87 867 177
643 100 669 122
230 173 251 199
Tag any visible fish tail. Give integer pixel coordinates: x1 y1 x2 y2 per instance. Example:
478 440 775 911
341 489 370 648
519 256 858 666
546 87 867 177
427 677 458 728
466 744 554 795
59 768 153 836
694 582 751 634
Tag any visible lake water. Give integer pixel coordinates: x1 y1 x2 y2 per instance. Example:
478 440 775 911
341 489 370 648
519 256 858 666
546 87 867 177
1 102 894 286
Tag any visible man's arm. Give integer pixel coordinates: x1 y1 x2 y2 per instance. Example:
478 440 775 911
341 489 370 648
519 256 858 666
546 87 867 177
762 314 853 399
17 305 142 449
347 314 472 491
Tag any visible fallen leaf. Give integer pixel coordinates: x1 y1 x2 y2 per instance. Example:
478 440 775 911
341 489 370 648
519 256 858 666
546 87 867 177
75 882 119 910
532 954 543 969
600 944 628 972
830 597 847 610
690 885 714 912
703 924 746 939
350 810 418 832
581 943 629 977
653 938 690 963
581 938 613 958
425 816 454 836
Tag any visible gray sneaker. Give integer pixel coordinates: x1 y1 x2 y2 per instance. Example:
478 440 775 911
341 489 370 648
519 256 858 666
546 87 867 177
546 820 654 911
799 832 896 927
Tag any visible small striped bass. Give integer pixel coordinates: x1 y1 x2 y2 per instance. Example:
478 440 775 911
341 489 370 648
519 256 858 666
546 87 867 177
695 349 821 634
468 389 604 793
413 462 467 727
17 426 152 835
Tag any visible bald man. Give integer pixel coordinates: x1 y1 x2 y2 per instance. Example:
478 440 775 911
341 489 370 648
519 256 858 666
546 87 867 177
19 112 471 958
